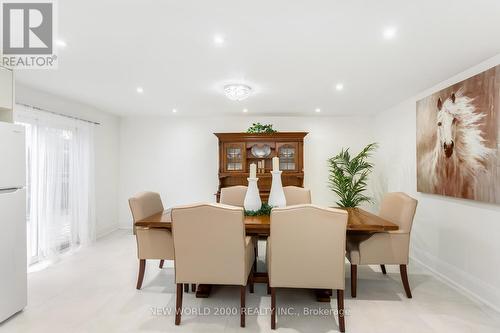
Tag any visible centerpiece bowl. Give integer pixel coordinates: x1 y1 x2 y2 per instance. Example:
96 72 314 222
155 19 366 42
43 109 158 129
251 144 271 158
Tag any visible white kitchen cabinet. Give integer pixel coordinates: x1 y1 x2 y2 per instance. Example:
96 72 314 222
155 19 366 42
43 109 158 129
0 66 14 123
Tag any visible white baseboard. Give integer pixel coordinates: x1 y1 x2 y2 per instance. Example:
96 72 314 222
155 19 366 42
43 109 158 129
96 226 119 239
119 226 133 230
411 246 500 313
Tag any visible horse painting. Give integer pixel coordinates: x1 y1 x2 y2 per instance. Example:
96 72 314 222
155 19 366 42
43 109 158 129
417 66 500 203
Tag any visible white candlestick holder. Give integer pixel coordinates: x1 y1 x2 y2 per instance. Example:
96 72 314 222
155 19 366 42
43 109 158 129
268 170 287 208
244 177 262 211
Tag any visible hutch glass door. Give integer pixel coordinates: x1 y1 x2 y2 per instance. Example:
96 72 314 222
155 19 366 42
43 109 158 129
277 142 298 171
223 143 245 172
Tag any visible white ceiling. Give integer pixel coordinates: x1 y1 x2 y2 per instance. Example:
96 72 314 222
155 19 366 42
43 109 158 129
15 0 500 116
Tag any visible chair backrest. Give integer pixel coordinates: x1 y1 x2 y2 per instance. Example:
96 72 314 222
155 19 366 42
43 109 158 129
269 204 347 290
283 186 312 205
379 192 418 233
171 203 247 285
128 191 164 222
220 185 248 207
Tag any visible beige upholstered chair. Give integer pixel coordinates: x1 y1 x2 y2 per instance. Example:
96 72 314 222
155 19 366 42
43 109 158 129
129 192 175 290
220 185 258 270
268 205 348 332
220 185 248 207
283 186 312 205
171 203 255 327
346 192 418 298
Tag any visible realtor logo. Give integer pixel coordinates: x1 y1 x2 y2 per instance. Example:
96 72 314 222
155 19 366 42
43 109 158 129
1 0 57 68
3 2 53 54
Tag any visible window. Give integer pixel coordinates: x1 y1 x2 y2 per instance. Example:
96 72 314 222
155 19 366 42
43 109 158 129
15 105 96 266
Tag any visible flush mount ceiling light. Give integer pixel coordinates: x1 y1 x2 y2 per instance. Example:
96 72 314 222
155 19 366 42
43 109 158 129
335 83 344 91
136 87 144 94
224 84 252 101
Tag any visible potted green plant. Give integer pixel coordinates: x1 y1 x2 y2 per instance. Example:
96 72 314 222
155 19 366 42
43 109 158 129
328 143 378 209
244 203 273 216
246 123 277 133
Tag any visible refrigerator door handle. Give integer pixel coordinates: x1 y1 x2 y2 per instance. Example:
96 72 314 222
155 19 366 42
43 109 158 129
0 188 21 194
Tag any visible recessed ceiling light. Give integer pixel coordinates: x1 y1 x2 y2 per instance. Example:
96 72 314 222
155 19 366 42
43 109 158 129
213 35 225 45
383 26 397 39
335 83 344 91
55 39 67 48
315 108 321 113
136 87 144 94
243 108 248 113
172 108 178 113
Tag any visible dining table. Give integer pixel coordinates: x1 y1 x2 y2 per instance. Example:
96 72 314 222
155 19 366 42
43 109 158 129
136 207 399 302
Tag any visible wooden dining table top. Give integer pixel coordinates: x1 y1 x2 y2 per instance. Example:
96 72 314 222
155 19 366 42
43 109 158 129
135 207 398 235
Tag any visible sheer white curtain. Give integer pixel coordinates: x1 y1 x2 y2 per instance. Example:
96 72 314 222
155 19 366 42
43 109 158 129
15 105 96 265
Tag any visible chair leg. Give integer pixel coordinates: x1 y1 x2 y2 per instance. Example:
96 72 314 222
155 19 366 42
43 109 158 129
240 285 246 327
175 283 183 325
267 284 271 295
351 264 357 298
184 284 189 293
381 264 386 275
136 259 146 290
400 264 412 298
159 260 164 269
271 287 276 330
249 271 254 294
254 245 258 273
191 284 196 292
337 290 345 333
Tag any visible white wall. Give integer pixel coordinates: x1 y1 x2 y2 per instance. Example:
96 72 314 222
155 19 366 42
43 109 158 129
118 115 375 227
373 54 500 311
15 84 121 238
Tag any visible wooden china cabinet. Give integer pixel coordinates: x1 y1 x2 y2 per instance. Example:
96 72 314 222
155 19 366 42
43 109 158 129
214 132 308 202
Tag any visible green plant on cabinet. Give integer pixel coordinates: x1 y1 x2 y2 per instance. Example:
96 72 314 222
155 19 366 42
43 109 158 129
246 123 277 134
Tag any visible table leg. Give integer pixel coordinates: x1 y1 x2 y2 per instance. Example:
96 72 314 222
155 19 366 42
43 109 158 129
253 272 268 284
195 284 212 298
315 289 332 302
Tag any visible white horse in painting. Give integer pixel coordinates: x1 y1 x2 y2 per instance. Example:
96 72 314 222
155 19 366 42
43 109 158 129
420 89 493 199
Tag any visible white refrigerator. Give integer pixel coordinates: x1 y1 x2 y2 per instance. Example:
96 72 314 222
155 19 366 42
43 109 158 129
0 122 27 323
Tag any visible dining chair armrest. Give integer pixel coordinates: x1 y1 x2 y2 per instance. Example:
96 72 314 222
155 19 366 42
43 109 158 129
352 232 410 265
